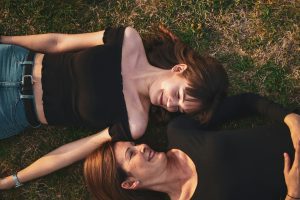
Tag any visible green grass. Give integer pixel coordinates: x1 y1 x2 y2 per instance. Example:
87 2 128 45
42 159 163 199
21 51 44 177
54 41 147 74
0 0 299 199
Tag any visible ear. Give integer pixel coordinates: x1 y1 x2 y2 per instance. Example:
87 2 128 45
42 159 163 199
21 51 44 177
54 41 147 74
121 177 140 190
171 64 187 74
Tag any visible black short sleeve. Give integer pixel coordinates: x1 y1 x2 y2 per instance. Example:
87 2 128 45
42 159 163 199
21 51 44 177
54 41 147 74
103 27 126 45
109 121 133 142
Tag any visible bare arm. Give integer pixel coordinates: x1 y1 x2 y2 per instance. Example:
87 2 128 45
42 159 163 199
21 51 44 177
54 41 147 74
284 140 300 200
0 31 105 53
0 128 111 189
284 113 300 149
209 94 300 149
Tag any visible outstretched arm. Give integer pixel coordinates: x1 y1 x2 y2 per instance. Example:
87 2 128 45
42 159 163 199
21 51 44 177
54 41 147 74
284 114 300 149
209 93 291 125
0 30 105 53
0 128 111 189
284 140 300 200
209 93 300 148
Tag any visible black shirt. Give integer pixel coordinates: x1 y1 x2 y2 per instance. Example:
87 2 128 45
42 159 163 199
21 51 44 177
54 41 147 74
167 93 293 200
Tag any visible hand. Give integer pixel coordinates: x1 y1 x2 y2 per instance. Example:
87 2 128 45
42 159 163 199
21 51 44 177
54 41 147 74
284 113 300 149
284 140 300 199
0 176 15 190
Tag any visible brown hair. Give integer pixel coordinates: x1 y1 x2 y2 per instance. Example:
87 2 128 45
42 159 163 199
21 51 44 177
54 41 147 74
84 142 169 200
143 25 229 123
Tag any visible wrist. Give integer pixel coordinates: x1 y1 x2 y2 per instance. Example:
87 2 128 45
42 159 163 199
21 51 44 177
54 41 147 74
12 173 23 188
287 194 300 200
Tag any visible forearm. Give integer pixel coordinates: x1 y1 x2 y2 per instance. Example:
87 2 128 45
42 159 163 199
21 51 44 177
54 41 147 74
0 34 63 53
0 128 111 189
0 31 104 53
208 93 290 126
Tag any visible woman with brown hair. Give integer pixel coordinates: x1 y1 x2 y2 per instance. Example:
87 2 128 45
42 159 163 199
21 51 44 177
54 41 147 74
84 94 300 200
0 26 227 188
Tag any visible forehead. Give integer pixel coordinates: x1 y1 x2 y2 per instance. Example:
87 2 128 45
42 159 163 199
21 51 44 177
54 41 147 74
114 142 133 166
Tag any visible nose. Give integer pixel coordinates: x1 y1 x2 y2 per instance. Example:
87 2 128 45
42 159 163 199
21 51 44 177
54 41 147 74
166 97 178 111
136 144 148 154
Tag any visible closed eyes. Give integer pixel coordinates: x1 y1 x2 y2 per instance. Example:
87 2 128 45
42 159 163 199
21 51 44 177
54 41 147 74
129 150 137 160
177 91 180 112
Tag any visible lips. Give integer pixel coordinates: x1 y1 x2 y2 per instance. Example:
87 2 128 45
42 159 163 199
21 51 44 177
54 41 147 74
160 91 164 106
148 149 155 161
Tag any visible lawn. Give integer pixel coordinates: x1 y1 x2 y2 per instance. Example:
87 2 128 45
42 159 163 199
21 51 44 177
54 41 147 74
0 0 299 199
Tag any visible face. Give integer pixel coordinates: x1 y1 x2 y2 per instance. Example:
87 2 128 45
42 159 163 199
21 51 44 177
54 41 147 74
150 72 201 114
114 142 167 183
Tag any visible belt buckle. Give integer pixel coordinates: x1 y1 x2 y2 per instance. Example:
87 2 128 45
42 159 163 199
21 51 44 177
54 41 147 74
22 74 34 85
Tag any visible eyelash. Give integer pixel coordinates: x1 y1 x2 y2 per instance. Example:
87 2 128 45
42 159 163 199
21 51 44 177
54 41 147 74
177 91 181 112
129 151 135 160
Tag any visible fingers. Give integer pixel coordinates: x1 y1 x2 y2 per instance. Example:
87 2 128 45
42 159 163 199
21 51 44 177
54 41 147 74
284 152 291 176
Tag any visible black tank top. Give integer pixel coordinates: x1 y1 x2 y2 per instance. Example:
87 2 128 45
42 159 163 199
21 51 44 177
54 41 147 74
41 27 131 138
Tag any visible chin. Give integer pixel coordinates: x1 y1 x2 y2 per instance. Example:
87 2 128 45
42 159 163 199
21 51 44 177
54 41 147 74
156 152 166 161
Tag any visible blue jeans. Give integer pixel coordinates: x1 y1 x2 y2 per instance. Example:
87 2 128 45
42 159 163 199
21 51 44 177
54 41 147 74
0 44 30 139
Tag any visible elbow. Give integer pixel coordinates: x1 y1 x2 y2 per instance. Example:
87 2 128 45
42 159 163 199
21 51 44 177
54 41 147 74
46 33 63 53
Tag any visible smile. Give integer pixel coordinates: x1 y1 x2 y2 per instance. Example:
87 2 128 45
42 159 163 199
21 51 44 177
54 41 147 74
148 149 155 161
160 91 164 106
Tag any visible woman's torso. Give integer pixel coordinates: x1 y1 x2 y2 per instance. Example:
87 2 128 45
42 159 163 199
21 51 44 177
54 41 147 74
167 117 293 200
32 27 149 135
32 53 46 124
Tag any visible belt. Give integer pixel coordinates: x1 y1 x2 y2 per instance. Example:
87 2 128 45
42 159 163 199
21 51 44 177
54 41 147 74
20 51 41 128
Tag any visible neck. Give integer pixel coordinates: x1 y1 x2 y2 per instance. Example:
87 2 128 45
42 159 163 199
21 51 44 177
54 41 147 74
127 62 170 98
142 150 197 200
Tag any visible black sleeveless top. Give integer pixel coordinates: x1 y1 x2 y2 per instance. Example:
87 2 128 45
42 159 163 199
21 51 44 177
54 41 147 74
42 27 131 139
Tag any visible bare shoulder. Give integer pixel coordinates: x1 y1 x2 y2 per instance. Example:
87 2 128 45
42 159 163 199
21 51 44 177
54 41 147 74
124 27 142 43
121 27 147 71
122 27 144 53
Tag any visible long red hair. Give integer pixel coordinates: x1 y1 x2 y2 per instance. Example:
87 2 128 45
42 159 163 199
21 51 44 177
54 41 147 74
83 142 169 200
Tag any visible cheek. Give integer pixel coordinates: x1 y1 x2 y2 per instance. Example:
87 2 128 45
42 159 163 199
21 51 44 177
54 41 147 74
129 163 149 179
129 157 147 172
161 79 171 89
163 84 176 96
